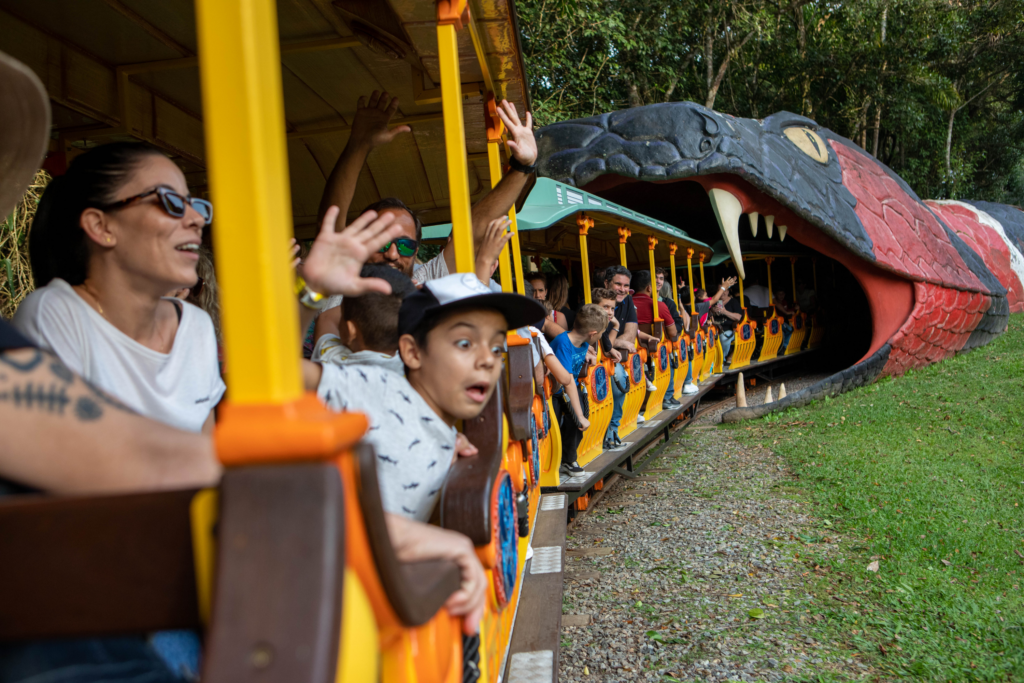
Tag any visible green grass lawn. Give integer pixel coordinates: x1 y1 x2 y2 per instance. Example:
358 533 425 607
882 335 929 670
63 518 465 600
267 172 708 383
732 314 1024 681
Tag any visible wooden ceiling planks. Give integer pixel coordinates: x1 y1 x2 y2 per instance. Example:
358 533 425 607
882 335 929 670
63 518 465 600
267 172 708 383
0 0 531 229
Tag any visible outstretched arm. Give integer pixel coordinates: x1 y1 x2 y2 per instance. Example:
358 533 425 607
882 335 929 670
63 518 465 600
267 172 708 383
474 217 513 286
0 347 219 494
707 276 738 307
317 91 412 230
442 100 537 274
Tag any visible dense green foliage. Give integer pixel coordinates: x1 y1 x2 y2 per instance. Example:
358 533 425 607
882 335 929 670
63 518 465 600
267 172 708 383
732 314 1024 680
518 0 1024 205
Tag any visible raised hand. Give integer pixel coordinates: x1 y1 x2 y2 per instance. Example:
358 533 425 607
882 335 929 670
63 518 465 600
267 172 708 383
351 90 412 149
302 206 404 297
474 216 514 284
721 276 738 290
495 100 537 166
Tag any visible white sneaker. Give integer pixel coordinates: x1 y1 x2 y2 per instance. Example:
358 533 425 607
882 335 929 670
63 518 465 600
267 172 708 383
526 545 534 561
646 378 657 391
683 383 699 395
637 415 646 424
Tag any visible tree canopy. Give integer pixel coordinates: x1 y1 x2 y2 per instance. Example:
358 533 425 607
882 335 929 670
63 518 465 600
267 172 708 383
518 0 1024 205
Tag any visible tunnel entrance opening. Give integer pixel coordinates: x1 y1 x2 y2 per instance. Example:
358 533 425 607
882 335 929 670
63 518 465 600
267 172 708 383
583 178 874 373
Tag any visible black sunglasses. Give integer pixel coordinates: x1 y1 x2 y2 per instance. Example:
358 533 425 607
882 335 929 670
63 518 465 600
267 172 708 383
100 187 213 226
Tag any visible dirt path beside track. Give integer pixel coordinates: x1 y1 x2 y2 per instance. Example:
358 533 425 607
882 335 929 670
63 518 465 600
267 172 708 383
559 423 878 682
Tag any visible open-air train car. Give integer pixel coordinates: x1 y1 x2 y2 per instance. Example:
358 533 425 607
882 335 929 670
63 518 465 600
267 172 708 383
0 0 564 681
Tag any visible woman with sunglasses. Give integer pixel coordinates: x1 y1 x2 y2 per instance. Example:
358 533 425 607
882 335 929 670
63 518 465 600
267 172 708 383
15 142 224 434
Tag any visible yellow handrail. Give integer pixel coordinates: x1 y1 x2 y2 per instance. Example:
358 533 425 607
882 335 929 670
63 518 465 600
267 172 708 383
686 248 696 315
196 0 299 404
737 257 747 322
668 244 680 310
618 226 630 267
578 213 593 303
766 257 775 305
647 236 660 323
698 253 706 292
437 4 474 274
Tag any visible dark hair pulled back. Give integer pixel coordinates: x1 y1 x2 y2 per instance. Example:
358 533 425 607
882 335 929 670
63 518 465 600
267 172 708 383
30 141 165 286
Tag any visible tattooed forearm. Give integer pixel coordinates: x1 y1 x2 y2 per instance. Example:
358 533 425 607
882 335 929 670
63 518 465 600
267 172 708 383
0 347 135 421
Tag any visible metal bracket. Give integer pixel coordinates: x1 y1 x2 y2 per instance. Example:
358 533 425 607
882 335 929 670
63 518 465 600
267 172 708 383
611 467 637 479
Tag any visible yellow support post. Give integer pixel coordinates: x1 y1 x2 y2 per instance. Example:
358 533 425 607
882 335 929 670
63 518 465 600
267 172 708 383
195 0 299 406
437 3 473 274
737 259 747 321
698 253 706 292
578 214 593 303
686 249 696 314
766 257 775 305
509 205 525 294
196 0 370 464
647 236 660 322
668 244 680 310
618 226 631 266
485 98 513 293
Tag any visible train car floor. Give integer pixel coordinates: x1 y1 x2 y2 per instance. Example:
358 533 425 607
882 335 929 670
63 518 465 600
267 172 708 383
550 379 722 498
502 492 569 683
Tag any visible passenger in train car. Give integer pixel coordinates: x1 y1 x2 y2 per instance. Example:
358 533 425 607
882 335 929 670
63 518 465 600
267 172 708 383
527 272 548 302
591 287 622 362
14 142 224 435
309 273 544 521
550 305 607 476
773 289 796 348
712 287 745 363
310 265 414 373
547 273 574 330
601 265 640 441
796 278 818 313
632 270 680 340
655 267 673 302
315 91 538 287
745 278 771 308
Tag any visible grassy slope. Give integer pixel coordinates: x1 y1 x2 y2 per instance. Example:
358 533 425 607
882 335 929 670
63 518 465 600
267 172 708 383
731 314 1024 681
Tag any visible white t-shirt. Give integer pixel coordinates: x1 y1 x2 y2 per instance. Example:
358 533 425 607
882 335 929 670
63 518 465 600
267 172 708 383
317 363 457 521
13 279 225 433
412 253 449 285
745 284 770 308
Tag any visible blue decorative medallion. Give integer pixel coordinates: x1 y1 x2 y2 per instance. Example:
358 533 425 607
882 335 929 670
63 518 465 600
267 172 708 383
770 319 780 335
593 365 609 402
631 353 643 384
741 323 752 341
497 476 518 600
659 344 669 372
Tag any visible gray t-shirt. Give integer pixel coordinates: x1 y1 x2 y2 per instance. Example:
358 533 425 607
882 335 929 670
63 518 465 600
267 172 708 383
317 363 457 521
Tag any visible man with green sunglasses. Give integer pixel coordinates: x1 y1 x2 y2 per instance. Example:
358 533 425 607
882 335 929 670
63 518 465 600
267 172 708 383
316 90 537 285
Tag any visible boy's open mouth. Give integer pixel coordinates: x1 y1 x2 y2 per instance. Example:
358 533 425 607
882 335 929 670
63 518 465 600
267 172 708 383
465 382 490 403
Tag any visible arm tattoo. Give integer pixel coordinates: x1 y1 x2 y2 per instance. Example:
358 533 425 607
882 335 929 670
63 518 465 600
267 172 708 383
0 348 136 421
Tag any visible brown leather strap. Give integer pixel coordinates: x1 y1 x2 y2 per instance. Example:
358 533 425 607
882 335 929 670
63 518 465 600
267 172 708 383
354 443 462 626
0 489 201 640
441 378 505 545
506 343 534 441
202 464 344 683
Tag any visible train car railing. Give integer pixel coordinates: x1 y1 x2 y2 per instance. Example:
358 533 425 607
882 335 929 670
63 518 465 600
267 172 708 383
639 323 672 421
729 318 759 370
618 350 647 438
577 357 614 466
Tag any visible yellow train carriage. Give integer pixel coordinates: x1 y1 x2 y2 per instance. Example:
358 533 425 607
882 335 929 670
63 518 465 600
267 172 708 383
0 0 556 681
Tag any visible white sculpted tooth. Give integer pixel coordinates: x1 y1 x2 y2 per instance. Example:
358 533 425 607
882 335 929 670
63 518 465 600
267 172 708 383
765 215 775 239
778 225 788 241
748 212 759 237
708 188 746 280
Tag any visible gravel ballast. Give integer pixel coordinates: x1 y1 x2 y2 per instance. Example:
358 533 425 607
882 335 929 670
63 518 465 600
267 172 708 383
559 418 877 682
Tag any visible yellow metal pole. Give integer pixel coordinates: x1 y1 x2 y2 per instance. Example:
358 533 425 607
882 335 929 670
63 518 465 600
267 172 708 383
509 205 525 294
437 9 473 274
196 0 299 405
578 214 593 303
737 258 747 321
647 236 660 321
766 257 775 305
686 248 696 314
668 244 680 310
698 253 706 292
487 139 512 292
618 227 630 266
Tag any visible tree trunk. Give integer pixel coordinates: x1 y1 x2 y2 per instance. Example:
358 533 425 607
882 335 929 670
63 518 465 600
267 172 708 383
945 107 957 177
706 30 755 110
663 74 679 102
872 105 882 157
